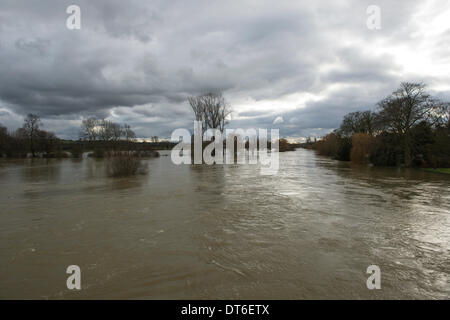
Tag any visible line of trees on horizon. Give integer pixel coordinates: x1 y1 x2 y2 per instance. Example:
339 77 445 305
0 115 171 158
78 117 170 157
305 82 450 168
80 117 136 142
0 114 61 158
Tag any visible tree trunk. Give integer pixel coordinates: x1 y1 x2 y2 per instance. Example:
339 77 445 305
30 137 35 157
404 133 412 167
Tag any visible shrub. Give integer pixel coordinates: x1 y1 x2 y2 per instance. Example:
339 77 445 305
106 152 146 177
316 133 351 161
91 148 105 158
279 138 296 152
350 133 374 164
69 144 83 158
316 133 339 157
429 126 450 168
135 150 160 158
369 132 403 166
335 136 352 161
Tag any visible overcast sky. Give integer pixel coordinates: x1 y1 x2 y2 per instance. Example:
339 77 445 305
0 0 449 140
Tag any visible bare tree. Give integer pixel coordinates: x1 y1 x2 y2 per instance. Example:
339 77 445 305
37 130 59 154
339 111 377 137
122 124 136 141
377 82 449 166
23 114 41 157
97 119 114 141
0 123 6 136
111 123 122 142
81 118 137 143
151 136 159 143
188 92 231 133
80 117 98 141
0 123 8 156
188 96 205 125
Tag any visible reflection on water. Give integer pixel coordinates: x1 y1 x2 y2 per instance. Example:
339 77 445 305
0 149 449 299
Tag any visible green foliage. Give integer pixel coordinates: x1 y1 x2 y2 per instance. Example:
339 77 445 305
335 136 352 161
310 82 449 169
369 132 403 166
425 168 450 174
429 126 450 168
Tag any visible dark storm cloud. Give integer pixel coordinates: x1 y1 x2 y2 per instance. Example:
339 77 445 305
0 0 449 138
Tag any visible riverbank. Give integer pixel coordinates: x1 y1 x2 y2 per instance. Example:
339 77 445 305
425 168 450 174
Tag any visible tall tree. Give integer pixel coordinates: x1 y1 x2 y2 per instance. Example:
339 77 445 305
0 123 8 156
110 123 122 142
122 124 136 141
376 82 449 166
339 111 377 137
188 92 231 133
188 95 206 132
98 119 114 141
23 114 41 157
80 117 98 141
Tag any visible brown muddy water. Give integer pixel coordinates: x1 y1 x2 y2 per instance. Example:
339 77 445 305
0 149 449 299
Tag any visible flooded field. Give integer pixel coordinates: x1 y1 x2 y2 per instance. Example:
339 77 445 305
0 149 449 299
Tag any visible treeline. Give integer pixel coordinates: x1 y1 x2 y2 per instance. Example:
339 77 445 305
305 83 450 168
78 117 174 157
0 114 172 158
0 114 62 158
80 117 136 142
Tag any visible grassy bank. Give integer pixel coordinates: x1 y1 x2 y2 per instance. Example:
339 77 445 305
425 168 450 174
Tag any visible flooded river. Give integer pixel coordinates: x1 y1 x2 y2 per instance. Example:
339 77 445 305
0 149 449 299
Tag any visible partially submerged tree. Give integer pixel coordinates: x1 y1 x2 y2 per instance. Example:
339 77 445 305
188 92 231 133
23 114 41 157
37 130 59 155
0 123 9 156
2 116 145 159
106 151 145 177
